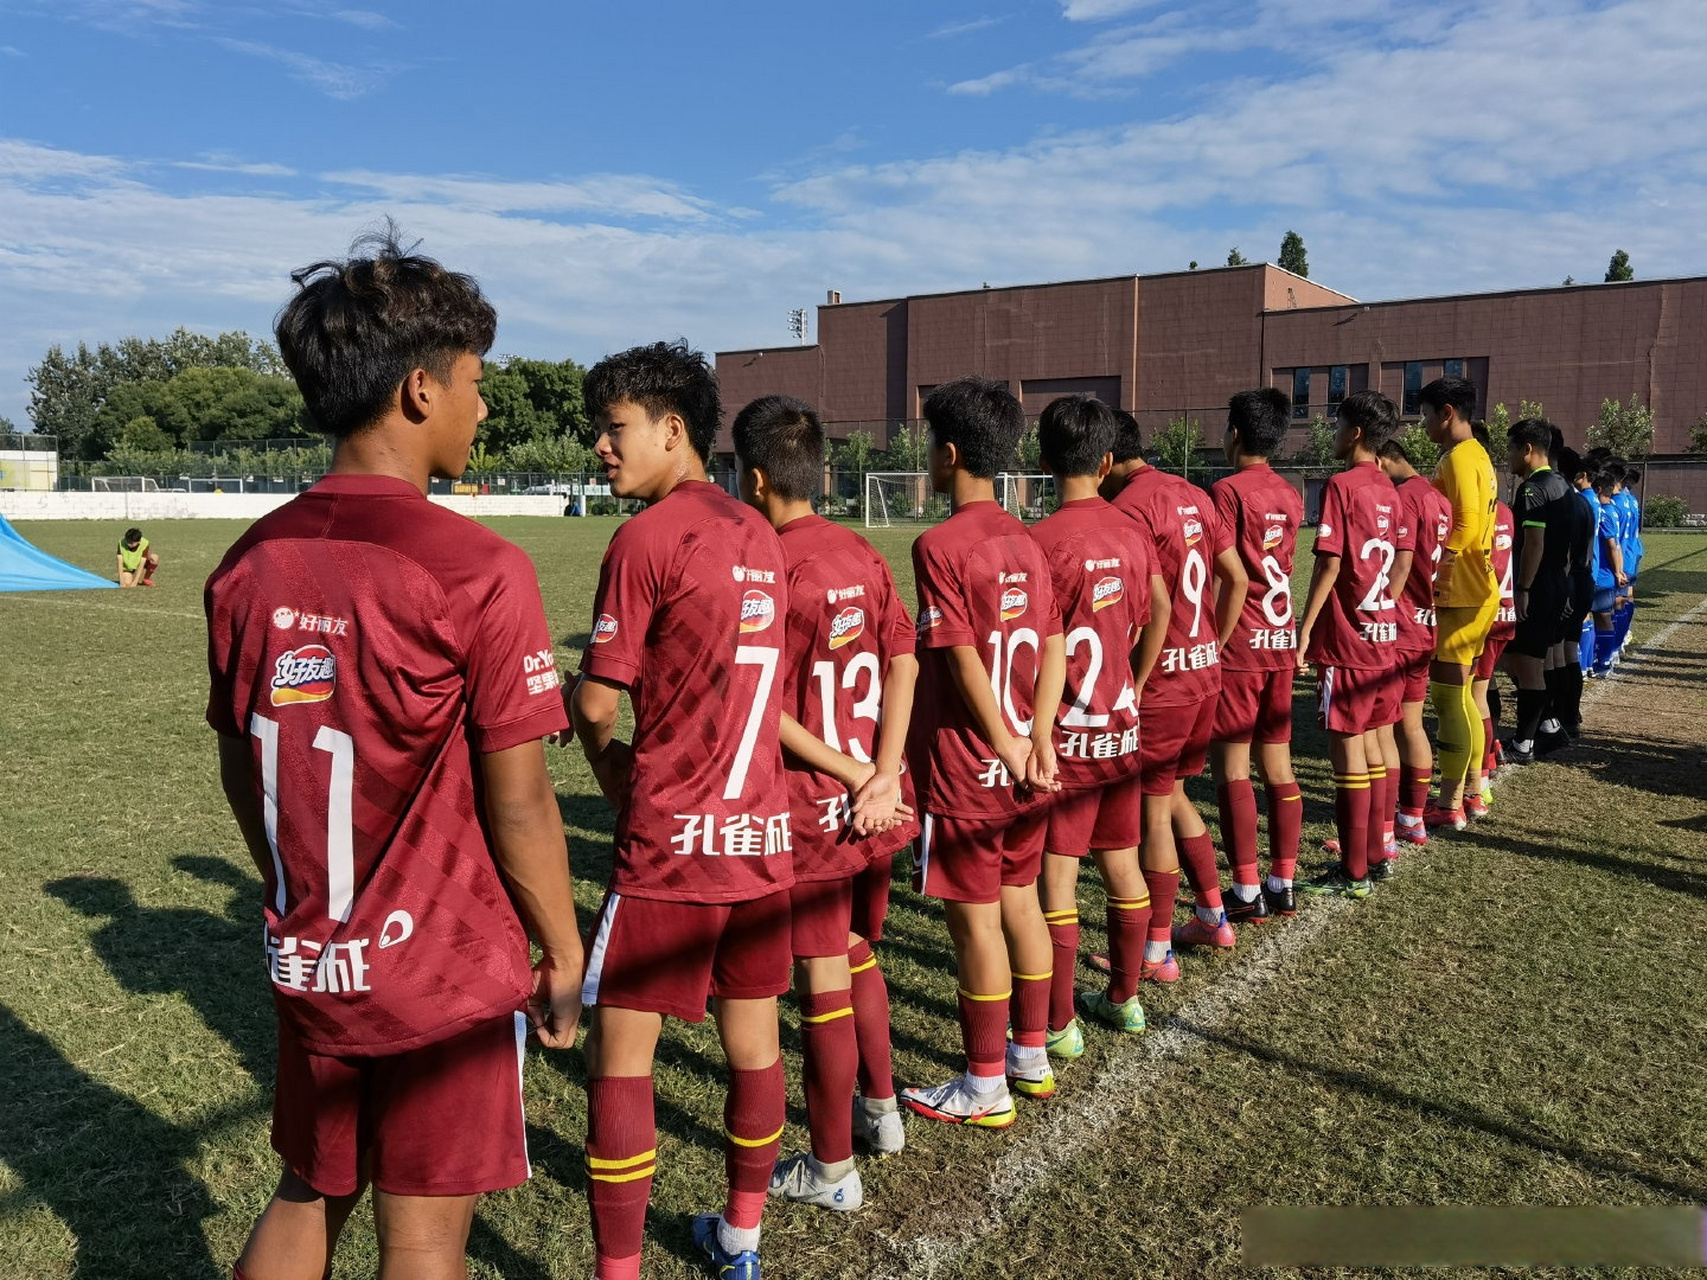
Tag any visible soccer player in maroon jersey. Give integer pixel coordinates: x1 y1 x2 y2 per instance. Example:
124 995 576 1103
568 343 793 1280
901 376 1066 1129
1296 390 1411 897
1030 395 1170 1048
1103 411 1248 971
207 233 584 1280
1466 498 1516 810
1209 389 1306 921
732 395 920 1209
1377 437 1453 847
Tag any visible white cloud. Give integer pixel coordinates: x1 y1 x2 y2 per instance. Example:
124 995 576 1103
173 154 297 177
330 8 395 29
320 170 718 221
1060 0 1164 20
213 37 397 99
929 16 1007 38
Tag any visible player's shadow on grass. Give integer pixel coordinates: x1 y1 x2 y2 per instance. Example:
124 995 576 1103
0 1001 223 1278
45 857 274 1085
1188 1019 1707 1204
1562 731 1707 808
1456 824 1707 900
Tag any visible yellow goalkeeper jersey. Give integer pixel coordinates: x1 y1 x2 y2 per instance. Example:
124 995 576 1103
1431 439 1497 608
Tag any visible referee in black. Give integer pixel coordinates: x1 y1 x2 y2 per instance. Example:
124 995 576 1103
1504 418 1577 762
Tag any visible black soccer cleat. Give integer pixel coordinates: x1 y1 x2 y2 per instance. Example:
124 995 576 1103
1261 883 1297 917
1536 729 1572 756
1224 890 1272 925
1503 740 1537 765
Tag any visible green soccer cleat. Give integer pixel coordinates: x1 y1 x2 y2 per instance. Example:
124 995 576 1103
1299 866 1372 899
1078 988 1147 1034
1045 1018 1085 1060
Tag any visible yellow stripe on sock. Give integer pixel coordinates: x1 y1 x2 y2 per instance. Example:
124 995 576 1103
958 988 1012 1002
1276 793 1303 802
850 956 878 975
726 1124 786 1149
1010 970 1051 982
586 1149 657 1171
588 1164 656 1184
802 1006 854 1025
1108 896 1150 910
1043 910 1079 924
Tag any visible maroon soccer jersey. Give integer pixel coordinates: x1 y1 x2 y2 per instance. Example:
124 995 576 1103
910 500 1063 820
204 474 568 1057
1211 463 1305 671
580 480 794 904
1490 502 1517 641
777 514 920 880
1305 461 1405 671
1028 497 1154 789
1392 473 1451 656
1110 466 1226 707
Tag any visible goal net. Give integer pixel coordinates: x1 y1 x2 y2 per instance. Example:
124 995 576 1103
864 471 1057 528
999 473 1056 522
90 476 160 492
186 477 245 493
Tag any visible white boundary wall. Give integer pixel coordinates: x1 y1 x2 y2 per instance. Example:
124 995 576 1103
0 491 570 521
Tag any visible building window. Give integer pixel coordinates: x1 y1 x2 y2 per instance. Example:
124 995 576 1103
1328 365 1348 410
1292 368 1310 418
1403 361 1423 416
1443 357 1465 380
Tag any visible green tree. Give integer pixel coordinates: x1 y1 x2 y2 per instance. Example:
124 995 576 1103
1396 423 1440 473
0 414 15 434
1688 411 1707 456
1016 424 1043 470
1290 413 1337 467
1484 402 1511 462
1226 247 1248 267
1604 250 1633 283
1587 395 1655 458
118 415 174 452
1151 416 1205 474
1279 230 1308 277
464 443 503 474
881 422 931 471
832 428 876 479
503 434 599 474
478 355 588 454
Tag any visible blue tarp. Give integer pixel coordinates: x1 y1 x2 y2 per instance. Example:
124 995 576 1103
0 513 116 591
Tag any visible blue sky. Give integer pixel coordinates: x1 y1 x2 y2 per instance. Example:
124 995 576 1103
1 0 1704 428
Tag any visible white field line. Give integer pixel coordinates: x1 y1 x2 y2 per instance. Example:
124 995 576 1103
0 593 203 622
872 594 1707 1280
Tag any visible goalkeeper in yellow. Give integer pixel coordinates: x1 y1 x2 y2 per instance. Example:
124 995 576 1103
1419 378 1498 829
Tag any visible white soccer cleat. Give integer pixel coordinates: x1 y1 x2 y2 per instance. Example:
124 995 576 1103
853 1095 906 1156
767 1152 864 1211
902 1075 1016 1129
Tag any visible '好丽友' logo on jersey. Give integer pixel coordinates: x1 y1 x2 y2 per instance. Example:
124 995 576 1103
918 605 942 630
1000 587 1029 620
828 605 865 649
1263 523 1285 550
739 589 776 633
826 584 865 604
1495 532 1512 552
272 606 298 630
1091 576 1125 611
270 644 336 706
1318 522 1333 538
592 614 619 644
1182 516 1203 547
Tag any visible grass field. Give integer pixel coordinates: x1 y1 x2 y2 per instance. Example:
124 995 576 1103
2 516 1705 1280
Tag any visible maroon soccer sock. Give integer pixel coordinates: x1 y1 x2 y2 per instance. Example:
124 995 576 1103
586 1075 657 1274
959 987 1010 1077
1044 909 1080 1032
1143 867 1181 945
1009 970 1050 1050
1481 716 1496 775
1106 891 1150 1004
1365 765 1389 865
1178 831 1224 913
1264 781 1303 881
1333 773 1371 881
800 989 856 1165
848 939 895 1100
723 1061 785 1231
1216 779 1260 887
1398 764 1429 820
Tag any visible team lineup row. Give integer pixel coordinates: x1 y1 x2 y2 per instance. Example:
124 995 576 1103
204 236 1639 1280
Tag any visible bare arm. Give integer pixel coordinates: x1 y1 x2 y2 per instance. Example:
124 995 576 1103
1296 553 1340 670
1212 545 1248 647
946 644 1030 781
851 653 919 833
217 734 272 883
779 713 871 791
480 741 583 1048
1027 632 1067 792
572 674 633 810
1391 549 1415 608
1131 573 1172 695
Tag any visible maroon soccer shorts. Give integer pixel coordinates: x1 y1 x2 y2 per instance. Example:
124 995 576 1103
788 875 856 959
850 850 894 942
1317 664 1399 736
1399 649 1433 705
1045 776 1143 854
1474 635 1510 680
581 888 792 1021
1211 667 1296 745
1139 694 1218 795
272 1010 529 1199
913 807 1047 904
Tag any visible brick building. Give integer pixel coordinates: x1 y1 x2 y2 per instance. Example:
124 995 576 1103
714 264 1707 458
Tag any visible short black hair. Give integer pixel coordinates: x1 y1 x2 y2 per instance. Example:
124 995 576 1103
123 527 142 543
1377 437 1415 466
1603 457 1627 483
1418 376 1477 421
1469 423 1490 449
1591 469 1617 495
1622 467 1641 490
1227 388 1290 457
1038 395 1116 478
275 223 496 438
1558 446 1585 481
1548 423 1565 464
1337 389 1399 447
922 376 1024 479
731 395 823 501
1109 409 1144 464
1509 417 1554 457
585 340 721 464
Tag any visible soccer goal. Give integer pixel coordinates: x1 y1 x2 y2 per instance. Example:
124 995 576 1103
90 476 161 493
186 476 245 493
865 472 935 528
999 473 1056 522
